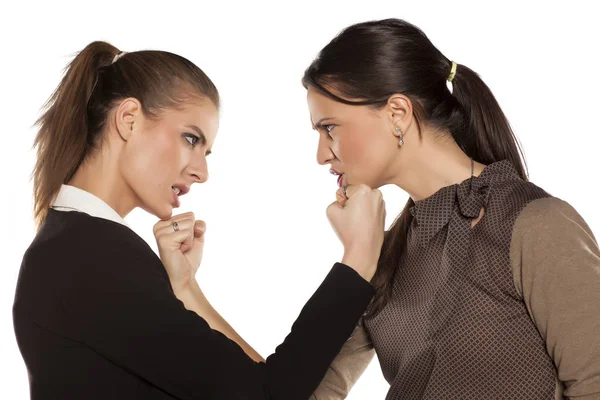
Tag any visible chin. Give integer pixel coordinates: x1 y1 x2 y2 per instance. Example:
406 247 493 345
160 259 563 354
157 207 174 220
352 177 379 189
141 203 173 221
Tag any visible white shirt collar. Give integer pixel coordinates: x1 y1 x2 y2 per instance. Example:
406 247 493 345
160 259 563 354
51 184 129 227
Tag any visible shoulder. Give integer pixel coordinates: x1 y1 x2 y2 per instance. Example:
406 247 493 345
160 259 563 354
492 178 549 206
485 179 551 225
513 197 594 241
510 196 598 296
22 210 163 287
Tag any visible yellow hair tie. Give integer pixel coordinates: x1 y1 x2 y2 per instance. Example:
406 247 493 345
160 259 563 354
447 61 457 82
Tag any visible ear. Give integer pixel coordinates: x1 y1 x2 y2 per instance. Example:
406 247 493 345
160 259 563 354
114 98 143 141
386 94 414 137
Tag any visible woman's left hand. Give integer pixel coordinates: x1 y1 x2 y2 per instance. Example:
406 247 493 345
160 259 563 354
153 212 206 292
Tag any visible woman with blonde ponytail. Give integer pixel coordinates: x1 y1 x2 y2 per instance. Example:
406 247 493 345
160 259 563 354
305 19 600 400
13 41 387 399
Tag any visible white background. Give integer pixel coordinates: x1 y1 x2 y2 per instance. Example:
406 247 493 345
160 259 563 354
1 1 599 398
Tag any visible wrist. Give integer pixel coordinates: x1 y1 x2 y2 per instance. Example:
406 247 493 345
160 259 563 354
173 278 209 309
172 277 198 298
341 252 377 281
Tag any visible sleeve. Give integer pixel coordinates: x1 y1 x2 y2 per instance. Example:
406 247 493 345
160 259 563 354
57 236 375 400
510 197 600 400
310 321 375 399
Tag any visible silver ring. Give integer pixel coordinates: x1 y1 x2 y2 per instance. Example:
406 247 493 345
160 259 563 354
342 184 348 199
172 221 179 232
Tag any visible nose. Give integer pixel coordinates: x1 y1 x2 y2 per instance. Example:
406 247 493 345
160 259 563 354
316 134 335 166
188 154 209 184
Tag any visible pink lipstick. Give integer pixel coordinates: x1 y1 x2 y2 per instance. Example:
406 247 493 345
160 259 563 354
330 168 344 188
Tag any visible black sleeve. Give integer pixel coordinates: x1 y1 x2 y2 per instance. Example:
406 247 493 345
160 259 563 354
59 240 374 400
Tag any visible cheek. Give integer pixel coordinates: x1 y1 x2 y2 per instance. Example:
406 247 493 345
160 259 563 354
340 122 394 184
335 136 362 164
338 120 383 165
121 132 181 198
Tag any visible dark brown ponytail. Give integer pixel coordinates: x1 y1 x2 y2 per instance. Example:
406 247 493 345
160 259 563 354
303 19 528 316
450 63 527 178
32 41 219 229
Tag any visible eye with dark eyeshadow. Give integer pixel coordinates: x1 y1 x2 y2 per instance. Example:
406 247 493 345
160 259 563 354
183 133 199 147
323 124 335 137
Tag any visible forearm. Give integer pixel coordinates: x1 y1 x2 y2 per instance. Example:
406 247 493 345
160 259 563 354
174 280 265 363
311 322 375 399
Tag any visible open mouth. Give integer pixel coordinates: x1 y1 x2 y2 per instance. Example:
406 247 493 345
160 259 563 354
170 184 190 208
171 184 190 197
330 168 344 188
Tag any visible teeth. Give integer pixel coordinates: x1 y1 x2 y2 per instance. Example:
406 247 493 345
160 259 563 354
171 186 181 195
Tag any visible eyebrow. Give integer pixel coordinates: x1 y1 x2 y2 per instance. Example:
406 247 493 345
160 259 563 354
312 117 336 129
185 125 212 155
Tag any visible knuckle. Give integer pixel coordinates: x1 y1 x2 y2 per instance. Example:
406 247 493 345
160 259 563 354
153 221 164 233
357 184 369 192
326 203 338 216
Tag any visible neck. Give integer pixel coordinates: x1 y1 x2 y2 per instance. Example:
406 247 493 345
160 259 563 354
392 131 486 201
67 145 137 218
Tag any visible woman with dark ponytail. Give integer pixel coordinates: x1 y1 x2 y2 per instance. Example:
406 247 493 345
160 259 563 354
13 41 387 399
305 19 600 400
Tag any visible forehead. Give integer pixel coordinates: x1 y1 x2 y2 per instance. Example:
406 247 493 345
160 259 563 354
162 99 219 140
306 86 357 122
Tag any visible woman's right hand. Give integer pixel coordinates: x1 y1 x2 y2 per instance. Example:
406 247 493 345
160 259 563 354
326 184 386 282
153 212 206 293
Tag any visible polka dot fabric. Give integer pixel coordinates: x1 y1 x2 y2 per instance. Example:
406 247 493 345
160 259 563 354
364 160 557 399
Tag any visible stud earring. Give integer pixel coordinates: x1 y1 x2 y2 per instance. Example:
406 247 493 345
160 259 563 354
395 127 404 146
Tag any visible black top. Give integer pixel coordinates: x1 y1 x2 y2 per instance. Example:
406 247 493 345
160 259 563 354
13 209 374 400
